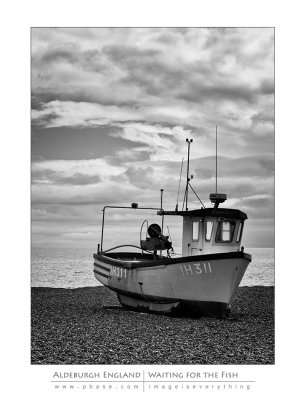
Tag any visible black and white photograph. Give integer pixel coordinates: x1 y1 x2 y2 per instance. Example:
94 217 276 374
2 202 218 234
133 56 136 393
31 27 274 369
4 0 305 398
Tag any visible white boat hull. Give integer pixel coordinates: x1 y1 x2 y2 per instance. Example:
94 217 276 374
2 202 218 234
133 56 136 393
93 251 251 317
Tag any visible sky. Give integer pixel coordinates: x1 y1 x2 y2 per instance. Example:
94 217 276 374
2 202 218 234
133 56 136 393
31 27 274 249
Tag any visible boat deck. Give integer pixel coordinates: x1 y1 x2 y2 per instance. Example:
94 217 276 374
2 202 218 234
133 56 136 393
99 251 168 262
94 250 252 269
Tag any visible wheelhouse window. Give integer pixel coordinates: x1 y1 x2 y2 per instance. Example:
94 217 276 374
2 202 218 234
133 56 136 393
192 221 199 241
216 221 235 242
205 220 214 241
236 222 244 243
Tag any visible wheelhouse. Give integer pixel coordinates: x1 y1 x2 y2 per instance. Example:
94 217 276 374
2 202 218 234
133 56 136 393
159 193 247 256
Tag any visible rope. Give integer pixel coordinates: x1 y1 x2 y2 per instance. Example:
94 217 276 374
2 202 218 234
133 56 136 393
188 183 206 208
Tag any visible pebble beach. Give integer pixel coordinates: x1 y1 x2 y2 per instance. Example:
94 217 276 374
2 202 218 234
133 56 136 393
31 286 274 365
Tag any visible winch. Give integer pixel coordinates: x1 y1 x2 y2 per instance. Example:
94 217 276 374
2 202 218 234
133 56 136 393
140 222 172 252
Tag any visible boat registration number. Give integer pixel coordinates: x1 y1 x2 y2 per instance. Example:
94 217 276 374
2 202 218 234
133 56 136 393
179 262 212 276
110 266 127 279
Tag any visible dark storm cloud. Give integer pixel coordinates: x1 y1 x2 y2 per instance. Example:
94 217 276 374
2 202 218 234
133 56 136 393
177 82 256 104
251 110 274 126
58 172 102 185
32 28 274 108
236 196 274 219
31 88 139 112
32 41 109 74
259 79 274 95
108 46 182 97
205 28 274 66
31 110 60 126
38 45 79 65
175 69 274 105
193 154 274 179
103 44 160 63
31 28 274 138
187 178 272 202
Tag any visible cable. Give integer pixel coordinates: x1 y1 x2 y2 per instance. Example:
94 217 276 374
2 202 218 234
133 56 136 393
188 183 206 208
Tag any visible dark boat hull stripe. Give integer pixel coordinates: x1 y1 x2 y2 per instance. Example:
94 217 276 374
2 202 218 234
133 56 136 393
93 262 110 273
94 269 109 279
93 251 251 269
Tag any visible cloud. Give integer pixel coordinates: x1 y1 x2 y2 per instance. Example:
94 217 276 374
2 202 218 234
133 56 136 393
125 166 154 189
31 27 274 159
61 231 94 238
31 100 143 128
193 154 274 179
109 122 192 161
31 28 274 248
32 158 124 179
31 28 274 128
32 169 102 185
235 195 275 221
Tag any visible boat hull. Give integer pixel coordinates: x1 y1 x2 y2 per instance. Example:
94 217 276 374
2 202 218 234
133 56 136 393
93 251 251 317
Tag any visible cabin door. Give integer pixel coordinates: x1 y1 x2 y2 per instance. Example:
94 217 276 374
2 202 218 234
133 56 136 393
190 219 202 256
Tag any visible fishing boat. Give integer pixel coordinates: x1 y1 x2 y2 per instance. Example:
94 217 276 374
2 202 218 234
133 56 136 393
93 138 252 317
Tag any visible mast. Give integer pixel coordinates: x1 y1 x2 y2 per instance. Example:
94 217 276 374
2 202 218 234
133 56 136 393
185 138 193 211
216 125 218 194
209 125 227 208
175 158 184 212
160 188 164 256
160 189 164 234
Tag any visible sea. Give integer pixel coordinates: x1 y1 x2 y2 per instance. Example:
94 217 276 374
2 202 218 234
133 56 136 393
31 247 274 288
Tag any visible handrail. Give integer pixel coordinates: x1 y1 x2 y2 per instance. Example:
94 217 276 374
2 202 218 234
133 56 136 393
101 244 150 254
100 205 164 252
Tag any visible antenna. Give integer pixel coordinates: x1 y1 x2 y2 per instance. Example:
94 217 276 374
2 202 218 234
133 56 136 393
160 188 164 256
181 138 205 210
216 125 218 194
185 138 193 211
160 189 164 234
175 158 184 211
209 125 227 208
